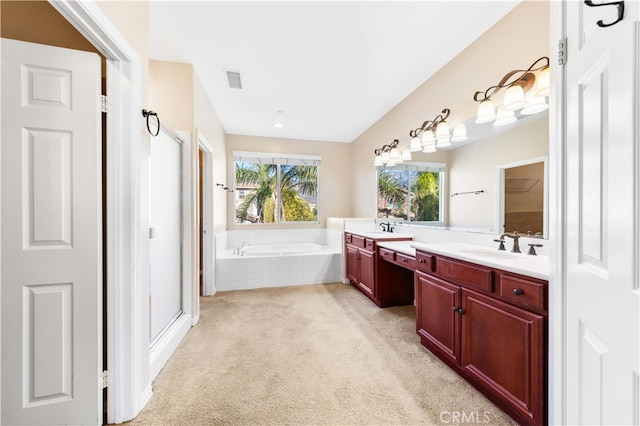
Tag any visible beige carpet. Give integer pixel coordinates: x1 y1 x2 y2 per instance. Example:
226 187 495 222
125 283 516 426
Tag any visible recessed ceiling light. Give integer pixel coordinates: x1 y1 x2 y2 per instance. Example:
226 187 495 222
273 110 284 128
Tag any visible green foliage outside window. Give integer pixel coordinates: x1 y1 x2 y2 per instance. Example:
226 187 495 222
235 162 318 224
377 167 441 222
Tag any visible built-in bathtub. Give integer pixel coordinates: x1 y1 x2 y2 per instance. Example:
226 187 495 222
240 242 323 256
215 229 343 291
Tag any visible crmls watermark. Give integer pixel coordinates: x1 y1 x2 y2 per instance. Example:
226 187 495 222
439 410 492 424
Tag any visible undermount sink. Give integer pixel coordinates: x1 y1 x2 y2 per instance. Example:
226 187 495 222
458 248 520 260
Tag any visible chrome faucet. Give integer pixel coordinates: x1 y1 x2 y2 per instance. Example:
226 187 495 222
380 222 394 233
500 231 521 253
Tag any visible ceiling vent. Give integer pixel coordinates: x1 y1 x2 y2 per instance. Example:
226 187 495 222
225 70 243 89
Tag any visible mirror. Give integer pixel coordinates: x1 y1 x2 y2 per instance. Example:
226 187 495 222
497 156 548 238
407 113 549 238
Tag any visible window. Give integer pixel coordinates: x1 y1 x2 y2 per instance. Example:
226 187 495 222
234 151 320 224
377 163 445 223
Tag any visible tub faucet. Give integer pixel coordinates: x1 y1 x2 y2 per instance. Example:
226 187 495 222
235 241 248 256
500 231 521 253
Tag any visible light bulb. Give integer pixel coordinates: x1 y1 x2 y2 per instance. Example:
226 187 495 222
435 121 450 141
536 66 550 97
451 123 468 142
494 107 517 127
475 99 496 124
410 136 422 152
521 91 548 115
503 84 526 111
422 141 437 153
389 147 402 162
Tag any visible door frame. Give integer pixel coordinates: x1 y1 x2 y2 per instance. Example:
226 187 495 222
48 1 144 423
197 130 216 297
549 2 567 425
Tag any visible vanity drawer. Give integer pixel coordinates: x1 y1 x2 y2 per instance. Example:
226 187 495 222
365 239 375 251
435 256 493 293
499 274 547 312
396 253 416 269
379 248 396 261
351 234 366 248
415 251 434 273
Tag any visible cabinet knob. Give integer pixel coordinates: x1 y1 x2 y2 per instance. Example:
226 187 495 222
457 308 466 315
419 259 425 263
513 288 524 296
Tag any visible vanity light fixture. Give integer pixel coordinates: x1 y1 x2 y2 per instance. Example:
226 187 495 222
473 56 550 124
373 139 404 167
408 108 464 153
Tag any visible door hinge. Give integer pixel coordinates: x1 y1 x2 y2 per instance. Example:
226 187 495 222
100 95 111 113
101 370 109 389
558 38 567 66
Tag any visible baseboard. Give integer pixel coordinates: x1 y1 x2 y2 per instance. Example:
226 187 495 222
149 314 191 382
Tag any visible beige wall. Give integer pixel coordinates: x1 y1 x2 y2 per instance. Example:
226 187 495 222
149 60 194 132
193 73 228 233
226 135 352 229
350 1 550 220
149 60 229 234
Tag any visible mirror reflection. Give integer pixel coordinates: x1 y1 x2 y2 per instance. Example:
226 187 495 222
397 113 549 238
503 161 545 236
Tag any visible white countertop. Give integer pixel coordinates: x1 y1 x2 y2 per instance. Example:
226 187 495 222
347 231 549 280
410 242 549 280
376 240 416 257
347 231 414 240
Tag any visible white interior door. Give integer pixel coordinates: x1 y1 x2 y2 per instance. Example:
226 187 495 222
564 2 640 424
149 128 183 344
1 39 102 425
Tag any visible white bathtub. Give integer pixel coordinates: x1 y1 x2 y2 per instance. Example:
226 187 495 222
241 242 322 256
215 229 343 291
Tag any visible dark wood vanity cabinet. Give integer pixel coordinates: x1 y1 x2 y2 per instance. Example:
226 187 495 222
461 289 545 426
415 250 547 426
345 235 376 299
416 271 461 366
345 232 411 306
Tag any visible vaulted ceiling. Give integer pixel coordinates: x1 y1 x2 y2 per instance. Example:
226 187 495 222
148 1 521 143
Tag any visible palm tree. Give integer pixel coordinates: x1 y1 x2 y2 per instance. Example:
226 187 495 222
235 162 318 223
377 170 407 218
411 171 440 221
377 169 440 221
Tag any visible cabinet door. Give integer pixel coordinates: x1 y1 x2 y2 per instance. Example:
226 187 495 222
416 271 461 366
461 289 544 426
345 244 359 285
358 249 375 296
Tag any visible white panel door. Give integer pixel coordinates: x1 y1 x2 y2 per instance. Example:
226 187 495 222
1 39 102 424
565 2 640 424
149 128 183 344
